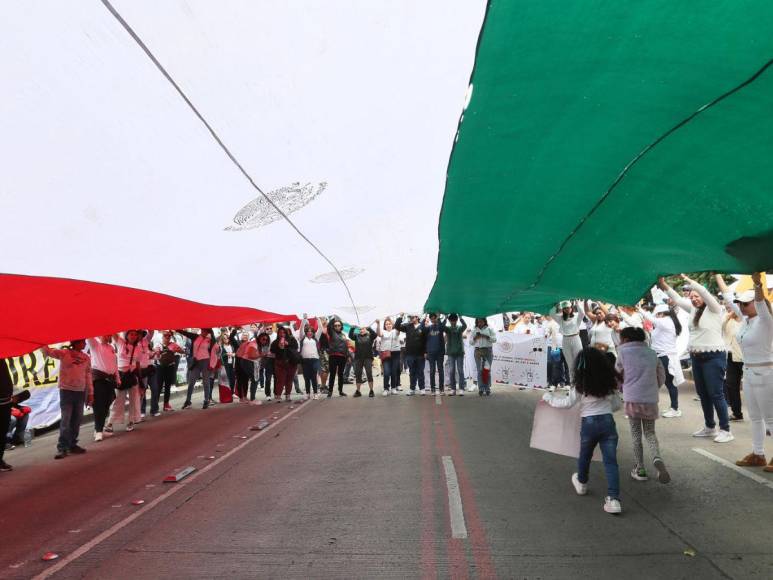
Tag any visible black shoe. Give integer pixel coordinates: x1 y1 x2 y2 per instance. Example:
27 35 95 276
353 391 362 398
730 414 744 421
0 460 12 472
69 445 87 455
182 401 192 410
327 392 333 398
4 443 14 451
202 404 209 409
339 391 348 397
54 450 68 460
368 390 374 398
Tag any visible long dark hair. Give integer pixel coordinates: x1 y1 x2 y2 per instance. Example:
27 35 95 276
574 347 618 398
692 304 706 328
669 308 683 335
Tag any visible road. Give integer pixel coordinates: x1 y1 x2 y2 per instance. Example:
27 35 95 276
2 381 773 579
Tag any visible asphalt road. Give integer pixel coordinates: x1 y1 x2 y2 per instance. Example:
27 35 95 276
2 380 773 579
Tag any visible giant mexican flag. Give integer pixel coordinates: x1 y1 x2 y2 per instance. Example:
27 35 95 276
2 1 772 355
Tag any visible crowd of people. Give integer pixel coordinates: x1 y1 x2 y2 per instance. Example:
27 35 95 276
1 273 771 503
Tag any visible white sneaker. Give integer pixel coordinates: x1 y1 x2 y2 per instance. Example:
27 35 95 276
305 394 311 400
603 497 622 514
94 432 103 442
126 422 135 432
459 390 465 397
313 394 319 400
406 391 415 396
266 396 273 401
662 408 682 418
571 473 587 495
714 430 734 443
692 426 718 437
152 412 162 417
383 390 390 397
420 389 426 396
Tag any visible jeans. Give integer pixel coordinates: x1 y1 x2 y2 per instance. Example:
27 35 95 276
0 404 11 462
302 358 321 394
447 354 465 391
474 347 493 393
405 354 425 390
152 365 176 413
578 414 620 499
186 359 212 406
659 356 679 411
691 351 730 431
58 390 85 452
93 378 116 431
258 358 274 398
328 355 347 393
382 351 401 390
139 373 150 415
724 354 744 418
427 352 445 391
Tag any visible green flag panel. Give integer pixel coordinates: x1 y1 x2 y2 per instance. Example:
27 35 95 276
425 0 773 316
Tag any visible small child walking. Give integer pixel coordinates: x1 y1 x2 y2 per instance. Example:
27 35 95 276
543 347 623 514
616 327 671 484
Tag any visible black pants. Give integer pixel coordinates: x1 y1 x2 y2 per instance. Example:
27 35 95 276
93 378 116 432
579 328 590 349
724 354 744 418
328 355 347 393
0 404 11 462
260 359 274 398
235 358 255 400
152 365 176 413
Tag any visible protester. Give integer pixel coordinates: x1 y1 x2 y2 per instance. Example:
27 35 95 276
640 304 684 418
543 347 622 514
719 273 773 470
41 340 93 460
660 275 733 443
270 326 300 402
108 330 144 432
616 327 671 484
551 301 585 381
586 302 618 358
234 329 259 402
715 283 745 422
255 330 274 401
85 336 118 440
377 318 402 395
152 331 183 414
470 318 496 396
349 323 378 397
297 315 323 399
443 314 468 395
0 359 13 471
396 314 428 395
217 328 237 392
425 313 446 394
512 312 537 335
318 317 331 392
326 318 349 397
177 328 216 410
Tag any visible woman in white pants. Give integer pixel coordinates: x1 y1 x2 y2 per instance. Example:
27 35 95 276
106 329 145 433
551 300 585 381
718 273 773 470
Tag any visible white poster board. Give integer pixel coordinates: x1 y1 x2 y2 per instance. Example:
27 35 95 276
491 332 547 389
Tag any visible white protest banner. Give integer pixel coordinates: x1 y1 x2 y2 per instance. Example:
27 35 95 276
491 332 547 389
6 350 63 429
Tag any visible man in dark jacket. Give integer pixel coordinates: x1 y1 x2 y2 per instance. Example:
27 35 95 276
348 325 378 397
443 314 468 395
395 314 427 395
425 313 446 394
1 359 13 471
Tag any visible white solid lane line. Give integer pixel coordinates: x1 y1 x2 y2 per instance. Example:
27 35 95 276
692 448 773 491
442 455 468 539
32 402 310 580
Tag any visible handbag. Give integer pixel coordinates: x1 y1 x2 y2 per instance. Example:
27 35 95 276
379 350 391 361
117 343 138 390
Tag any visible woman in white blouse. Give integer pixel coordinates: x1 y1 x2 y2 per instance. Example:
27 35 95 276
718 273 773 469
659 275 733 443
377 318 402 396
551 300 585 381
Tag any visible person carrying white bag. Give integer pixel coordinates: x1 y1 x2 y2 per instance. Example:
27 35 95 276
542 347 623 515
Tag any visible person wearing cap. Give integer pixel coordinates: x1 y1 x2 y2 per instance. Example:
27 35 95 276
718 273 773 469
551 300 586 381
443 314 468 395
659 275 733 443
639 303 685 418
41 340 93 459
